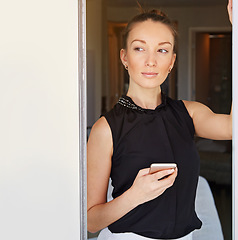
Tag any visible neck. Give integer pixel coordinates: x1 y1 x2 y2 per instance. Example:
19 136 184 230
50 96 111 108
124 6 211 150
127 85 162 109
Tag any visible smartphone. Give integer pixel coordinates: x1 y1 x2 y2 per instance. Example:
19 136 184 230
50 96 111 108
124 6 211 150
149 163 177 174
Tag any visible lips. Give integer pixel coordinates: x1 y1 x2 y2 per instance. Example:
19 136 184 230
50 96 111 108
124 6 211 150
141 72 158 78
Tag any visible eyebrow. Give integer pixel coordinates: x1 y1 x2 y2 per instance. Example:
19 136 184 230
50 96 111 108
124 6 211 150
131 39 146 45
131 39 172 46
158 41 172 46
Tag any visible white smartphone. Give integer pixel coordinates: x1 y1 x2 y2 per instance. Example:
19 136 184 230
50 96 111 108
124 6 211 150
149 163 177 174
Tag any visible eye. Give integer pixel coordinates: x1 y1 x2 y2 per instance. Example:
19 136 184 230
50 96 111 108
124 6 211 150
134 47 144 52
158 49 168 53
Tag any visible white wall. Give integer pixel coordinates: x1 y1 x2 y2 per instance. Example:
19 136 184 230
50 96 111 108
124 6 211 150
0 1 80 240
107 4 231 99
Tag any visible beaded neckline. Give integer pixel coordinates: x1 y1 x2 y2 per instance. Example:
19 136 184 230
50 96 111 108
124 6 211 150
117 93 167 112
118 97 144 112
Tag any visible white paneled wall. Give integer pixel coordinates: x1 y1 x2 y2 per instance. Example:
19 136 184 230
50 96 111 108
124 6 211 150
0 0 80 239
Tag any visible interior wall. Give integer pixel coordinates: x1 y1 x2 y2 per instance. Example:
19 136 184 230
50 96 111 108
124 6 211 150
107 4 231 100
0 1 80 239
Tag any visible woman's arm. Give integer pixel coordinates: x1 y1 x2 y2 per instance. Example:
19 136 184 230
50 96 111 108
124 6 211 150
227 0 232 24
87 117 178 233
183 100 232 140
87 117 138 232
183 1 233 141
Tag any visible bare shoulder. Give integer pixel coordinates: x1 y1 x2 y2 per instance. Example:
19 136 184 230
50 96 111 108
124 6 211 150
87 116 113 160
89 117 112 142
87 117 113 211
182 100 210 119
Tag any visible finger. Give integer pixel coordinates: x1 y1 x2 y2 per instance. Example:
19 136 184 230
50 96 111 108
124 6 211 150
150 175 176 198
228 0 232 12
155 168 178 185
157 168 177 188
227 0 232 23
166 167 178 179
137 168 150 176
152 168 176 180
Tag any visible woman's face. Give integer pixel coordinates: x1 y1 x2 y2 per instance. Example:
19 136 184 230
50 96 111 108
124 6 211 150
121 20 176 90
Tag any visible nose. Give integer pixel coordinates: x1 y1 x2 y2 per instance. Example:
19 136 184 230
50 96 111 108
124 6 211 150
145 53 157 67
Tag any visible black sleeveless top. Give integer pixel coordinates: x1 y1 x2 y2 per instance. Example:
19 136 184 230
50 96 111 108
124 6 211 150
103 94 202 239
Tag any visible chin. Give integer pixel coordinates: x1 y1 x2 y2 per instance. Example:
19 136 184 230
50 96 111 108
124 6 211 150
139 80 164 89
139 83 162 89
130 75 165 89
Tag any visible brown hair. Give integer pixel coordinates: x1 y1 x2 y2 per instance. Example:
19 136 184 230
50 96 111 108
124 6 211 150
122 9 178 53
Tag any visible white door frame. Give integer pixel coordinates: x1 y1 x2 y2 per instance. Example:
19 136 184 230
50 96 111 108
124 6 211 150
232 1 238 238
79 0 87 239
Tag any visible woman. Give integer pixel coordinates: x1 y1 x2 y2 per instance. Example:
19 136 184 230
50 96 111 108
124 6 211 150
87 1 233 239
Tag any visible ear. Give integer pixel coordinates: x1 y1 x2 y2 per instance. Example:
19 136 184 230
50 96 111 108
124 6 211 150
120 48 128 67
169 53 176 70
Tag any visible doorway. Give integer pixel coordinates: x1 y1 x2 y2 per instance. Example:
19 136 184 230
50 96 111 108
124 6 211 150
195 32 232 113
191 29 232 240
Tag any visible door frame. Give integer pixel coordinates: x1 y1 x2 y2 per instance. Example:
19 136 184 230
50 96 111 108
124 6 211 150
79 0 87 239
233 2 238 238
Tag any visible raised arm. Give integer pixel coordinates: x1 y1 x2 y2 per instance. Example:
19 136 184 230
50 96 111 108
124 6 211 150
183 100 232 140
87 117 178 233
227 0 232 24
182 1 233 140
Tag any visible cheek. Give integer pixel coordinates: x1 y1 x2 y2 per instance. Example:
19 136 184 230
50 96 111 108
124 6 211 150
127 55 143 71
159 57 174 69
128 53 142 64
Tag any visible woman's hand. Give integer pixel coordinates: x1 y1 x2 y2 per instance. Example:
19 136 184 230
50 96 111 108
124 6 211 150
128 167 178 207
227 0 232 24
